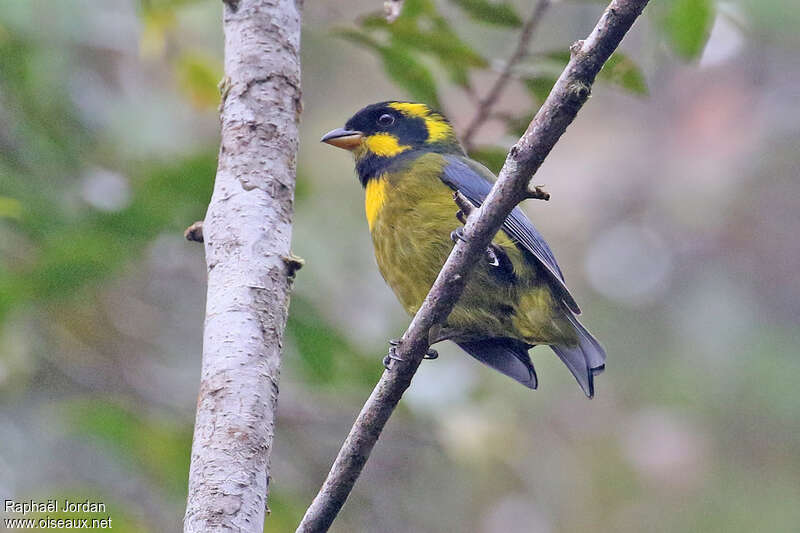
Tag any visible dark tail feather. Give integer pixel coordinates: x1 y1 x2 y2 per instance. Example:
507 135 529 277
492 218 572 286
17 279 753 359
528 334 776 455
456 338 537 389
550 314 606 398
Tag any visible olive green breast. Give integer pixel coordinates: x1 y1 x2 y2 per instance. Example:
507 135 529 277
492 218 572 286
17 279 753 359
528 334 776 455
367 152 576 345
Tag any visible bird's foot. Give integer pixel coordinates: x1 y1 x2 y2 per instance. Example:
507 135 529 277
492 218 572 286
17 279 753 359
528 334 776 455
383 341 438 368
423 348 439 360
383 345 405 368
450 227 467 243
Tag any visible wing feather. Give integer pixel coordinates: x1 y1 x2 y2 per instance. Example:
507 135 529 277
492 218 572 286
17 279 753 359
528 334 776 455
441 154 580 313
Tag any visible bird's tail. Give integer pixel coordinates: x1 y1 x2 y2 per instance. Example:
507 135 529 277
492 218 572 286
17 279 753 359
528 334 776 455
550 313 606 398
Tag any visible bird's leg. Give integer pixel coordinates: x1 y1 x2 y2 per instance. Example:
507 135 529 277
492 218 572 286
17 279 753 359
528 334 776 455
383 339 438 369
450 227 466 243
383 343 404 368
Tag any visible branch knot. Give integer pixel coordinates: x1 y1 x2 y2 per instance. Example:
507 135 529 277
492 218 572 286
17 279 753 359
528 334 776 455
185 221 205 243
567 81 592 105
570 40 585 58
281 253 305 278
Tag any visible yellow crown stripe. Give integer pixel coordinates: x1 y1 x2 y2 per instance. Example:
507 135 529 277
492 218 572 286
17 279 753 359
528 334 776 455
388 102 430 118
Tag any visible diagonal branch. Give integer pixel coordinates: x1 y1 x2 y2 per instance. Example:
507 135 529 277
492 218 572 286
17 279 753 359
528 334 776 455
296 1 650 531
461 0 551 152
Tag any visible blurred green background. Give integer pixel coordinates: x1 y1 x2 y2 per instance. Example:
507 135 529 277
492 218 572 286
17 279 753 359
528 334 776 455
1 0 799 531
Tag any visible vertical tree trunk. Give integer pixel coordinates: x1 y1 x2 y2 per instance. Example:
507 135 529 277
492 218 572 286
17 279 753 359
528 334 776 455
184 1 301 531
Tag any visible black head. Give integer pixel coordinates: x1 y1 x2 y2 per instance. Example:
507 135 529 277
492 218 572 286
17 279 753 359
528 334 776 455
321 101 463 184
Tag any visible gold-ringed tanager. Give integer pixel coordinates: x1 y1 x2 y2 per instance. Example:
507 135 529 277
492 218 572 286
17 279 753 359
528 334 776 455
321 101 606 397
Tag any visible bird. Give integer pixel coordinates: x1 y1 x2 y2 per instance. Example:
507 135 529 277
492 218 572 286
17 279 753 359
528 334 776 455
321 101 605 397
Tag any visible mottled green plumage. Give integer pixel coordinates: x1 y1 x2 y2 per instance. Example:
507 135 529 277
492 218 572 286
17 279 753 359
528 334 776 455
371 152 577 346
322 100 605 396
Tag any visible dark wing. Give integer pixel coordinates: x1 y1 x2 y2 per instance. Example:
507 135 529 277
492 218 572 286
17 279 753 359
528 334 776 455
441 154 580 314
457 338 537 389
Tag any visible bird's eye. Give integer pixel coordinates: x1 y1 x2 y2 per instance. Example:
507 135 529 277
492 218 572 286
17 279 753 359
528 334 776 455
377 114 395 127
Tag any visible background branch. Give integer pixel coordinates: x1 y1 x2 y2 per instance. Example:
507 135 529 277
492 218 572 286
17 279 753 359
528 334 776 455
461 0 551 151
183 0 301 532
296 1 650 531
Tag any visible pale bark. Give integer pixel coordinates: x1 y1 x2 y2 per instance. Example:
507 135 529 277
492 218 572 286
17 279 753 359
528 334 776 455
296 1 649 531
184 0 302 532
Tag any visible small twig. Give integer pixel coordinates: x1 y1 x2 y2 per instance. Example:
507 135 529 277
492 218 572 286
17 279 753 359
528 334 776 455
525 185 550 201
383 0 404 23
218 76 232 114
296 2 650 532
184 221 204 243
453 190 475 224
461 0 551 151
281 253 305 278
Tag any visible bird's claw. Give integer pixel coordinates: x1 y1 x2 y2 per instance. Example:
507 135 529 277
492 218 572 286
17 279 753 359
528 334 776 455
383 342 438 368
383 345 405 369
450 227 466 243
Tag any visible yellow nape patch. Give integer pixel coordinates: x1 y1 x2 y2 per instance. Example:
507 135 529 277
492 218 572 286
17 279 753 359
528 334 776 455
424 118 452 143
365 176 389 230
388 102 454 144
364 133 410 157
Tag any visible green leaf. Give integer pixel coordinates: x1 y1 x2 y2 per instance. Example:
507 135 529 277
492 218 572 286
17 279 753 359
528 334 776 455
524 76 557 104
661 0 715 59
443 61 472 88
65 399 192 498
532 51 647 96
469 146 508 174
396 0 436 21
0 195 22 219
450 0 523 27
375 49 441 109
360 13 486 89
175 52 223 109
361 16 486 68
0 155 214 322
286 295 380 387
598 53 648 95
338 30 441 107
336 29 381 50
286 296 341 384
